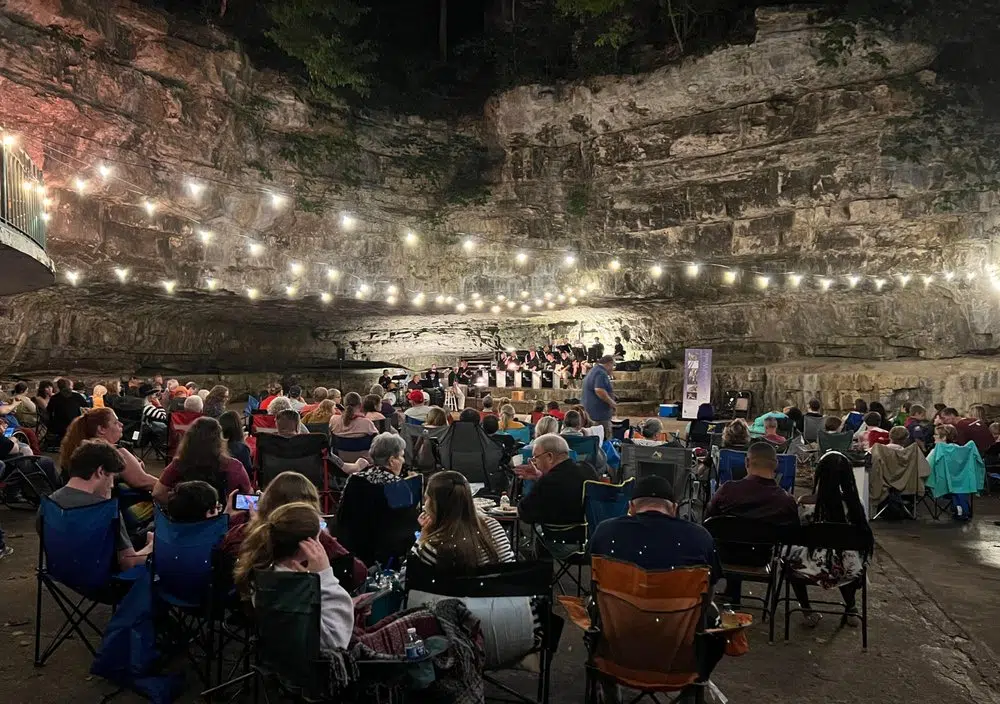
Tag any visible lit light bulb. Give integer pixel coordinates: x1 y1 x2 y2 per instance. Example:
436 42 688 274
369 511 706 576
564 254 576 267
922 275 934 287
723 270 737 285
74 178 87 193
471 291 481 299
650 265 663 279
456 302 467 312
991 277 1000 292
586 282 598 292
788 273 802 288
66 271 80 285
205 278 218 291
569 296 578 304
819 278 832 292
248 242 263 256
534 298 543 307
270 193 286 208
506 300 516 309
497 294 506 301
435 295 445 305
899 274 911 287
187 181 204 198
40 212 51 222
2 134 16 147
965 271 975 282
473 299 484 309
114 267 129 282
686 263 700 278
874 278 886 291
98 164 112 179
404 231 418 246
412 293 425 307
285 285 298 297
516 251 527 264
847 275 860 288
247 287 259 300
22 181 33 193
557 294 566 302
289 261 304 276
162 280 176 294
340 213 356 229
326 268 340 281
386 295 397 305
143 200 156 215
355 290 364 300
197 229 213 243
944 271 955 281
546 301 555 309
462 238 475 252
42 197 52 208
445 295 454 304
490 305 501 314
387 285 399 296
609 259 621 271
34 183 45 195
520 290 529 298
756 275 770 289
565 287 575 295
543 291 552 300
520 304 530 313
359 283 371 294
320 292 332 303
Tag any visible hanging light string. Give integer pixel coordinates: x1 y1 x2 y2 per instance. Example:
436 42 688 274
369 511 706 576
6 125 987 313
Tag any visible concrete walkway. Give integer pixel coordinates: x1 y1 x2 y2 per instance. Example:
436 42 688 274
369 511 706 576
1 497 998 703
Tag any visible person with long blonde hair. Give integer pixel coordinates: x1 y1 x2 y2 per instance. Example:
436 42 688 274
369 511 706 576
498 404 524 431
234 502 354 654
152 417 251 505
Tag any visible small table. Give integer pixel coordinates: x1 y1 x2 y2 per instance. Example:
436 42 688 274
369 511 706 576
486 508 522 559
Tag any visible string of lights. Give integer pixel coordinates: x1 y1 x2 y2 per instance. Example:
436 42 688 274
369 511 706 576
5 124 990 315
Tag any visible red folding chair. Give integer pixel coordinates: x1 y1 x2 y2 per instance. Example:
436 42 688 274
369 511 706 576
168 411 203 460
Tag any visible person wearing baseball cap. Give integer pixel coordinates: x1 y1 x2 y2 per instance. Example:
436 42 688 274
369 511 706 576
588 474 720 579
403 388 432 423
589 474 727 700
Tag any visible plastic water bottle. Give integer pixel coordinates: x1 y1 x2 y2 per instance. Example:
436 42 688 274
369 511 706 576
405 627 426 659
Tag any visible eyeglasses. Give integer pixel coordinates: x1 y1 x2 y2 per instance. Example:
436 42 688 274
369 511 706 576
529 451 553 465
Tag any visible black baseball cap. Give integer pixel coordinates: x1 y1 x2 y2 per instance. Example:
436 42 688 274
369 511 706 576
632 475 676 502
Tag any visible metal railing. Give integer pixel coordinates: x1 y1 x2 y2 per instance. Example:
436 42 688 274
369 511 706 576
0 141 46 249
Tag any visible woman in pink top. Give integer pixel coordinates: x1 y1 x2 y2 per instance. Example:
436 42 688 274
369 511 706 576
152 416 252 504
362 394 386 422
329 392 379 438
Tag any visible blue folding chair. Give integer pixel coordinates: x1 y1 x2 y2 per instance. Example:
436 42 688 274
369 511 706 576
563 435 600 466
331 433 376 464
715 448 748 486
405 416 424 426
34 497 143 665
244 395 260 417
775 454 797 493
582 478 635 540
500 426 532 445
384 474 423 510
151 509 229 686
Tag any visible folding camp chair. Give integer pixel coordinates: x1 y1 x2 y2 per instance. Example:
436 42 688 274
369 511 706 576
250 413 278 436
331 433 375 465
560 557 716 704
168 410 203 459
610 419 630 441
774 454 797 493
842 412 864 434
704 516 784 622
773 523 873 650
532 522 589 596
818 431 853 455
500 426 532 445
583 479 635 539
138 414 169 462
256 433 331 509
438 420 504 492
404 558 558 704
243 395 260 419
150 509 230 687
115 406 143 452
305 423 331 438
802 415 824 443
0 456 56 509
712 448 748 487
34 497 142 665
564 435 600 466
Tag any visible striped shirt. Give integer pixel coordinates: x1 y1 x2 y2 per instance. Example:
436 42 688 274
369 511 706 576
142 403 167 424
414 515 515 567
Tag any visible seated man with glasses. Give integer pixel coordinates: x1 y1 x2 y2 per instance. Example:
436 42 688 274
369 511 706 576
514 434 597 526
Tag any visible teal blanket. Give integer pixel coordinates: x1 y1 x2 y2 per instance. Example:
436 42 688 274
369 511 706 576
926 442 985 496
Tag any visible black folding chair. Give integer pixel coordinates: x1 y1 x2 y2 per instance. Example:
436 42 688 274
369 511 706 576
404 558 559 704
255 433 331 511
703 516 786 623
532 522 589 597
0 455 56 509
773 522 874 650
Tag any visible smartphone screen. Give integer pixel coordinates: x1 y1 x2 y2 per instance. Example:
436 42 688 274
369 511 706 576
235 494 260 511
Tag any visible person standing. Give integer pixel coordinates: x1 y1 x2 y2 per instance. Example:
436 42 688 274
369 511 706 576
449 360 471 411
582 355 617 439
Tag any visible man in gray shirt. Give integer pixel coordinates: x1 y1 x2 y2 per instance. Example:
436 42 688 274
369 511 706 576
43 440 153 570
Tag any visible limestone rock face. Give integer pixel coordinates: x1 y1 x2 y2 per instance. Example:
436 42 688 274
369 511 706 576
0 3 996 377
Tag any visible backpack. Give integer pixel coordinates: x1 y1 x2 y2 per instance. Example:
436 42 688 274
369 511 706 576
413 434 440 473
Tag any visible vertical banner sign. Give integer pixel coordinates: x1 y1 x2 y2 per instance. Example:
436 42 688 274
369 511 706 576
682 348 713 420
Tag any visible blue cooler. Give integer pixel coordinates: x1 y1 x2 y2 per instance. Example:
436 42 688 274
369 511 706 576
658 403 679 418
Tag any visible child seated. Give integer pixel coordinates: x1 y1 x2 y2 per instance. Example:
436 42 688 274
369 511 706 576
166 480 222 523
